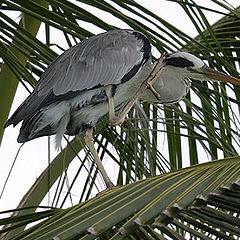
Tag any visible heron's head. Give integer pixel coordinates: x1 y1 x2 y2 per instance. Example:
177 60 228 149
163 52 240 85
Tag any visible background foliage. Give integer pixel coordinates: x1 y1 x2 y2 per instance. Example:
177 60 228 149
0 0 240 239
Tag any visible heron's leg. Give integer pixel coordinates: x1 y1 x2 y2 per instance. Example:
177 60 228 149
84 128 114 189
105 85 117 122
105 85 126 126
111 54 165 126
144 54 166 100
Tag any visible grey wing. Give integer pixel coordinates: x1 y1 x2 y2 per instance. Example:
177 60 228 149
5 29 151 127
37 29 151 96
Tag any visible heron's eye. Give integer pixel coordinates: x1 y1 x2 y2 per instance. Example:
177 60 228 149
187 67 194 72
187 67 201 74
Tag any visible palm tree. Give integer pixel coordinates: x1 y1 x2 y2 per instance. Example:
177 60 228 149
0 0 240 239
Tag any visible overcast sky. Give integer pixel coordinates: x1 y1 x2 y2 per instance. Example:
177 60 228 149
0 0 239 216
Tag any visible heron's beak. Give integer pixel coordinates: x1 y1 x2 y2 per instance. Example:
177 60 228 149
201 66 240 85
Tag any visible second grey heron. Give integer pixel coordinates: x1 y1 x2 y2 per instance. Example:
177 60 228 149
5 29 240 189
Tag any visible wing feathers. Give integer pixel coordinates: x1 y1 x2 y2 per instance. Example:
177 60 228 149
5 29 151 134
38 29 151 95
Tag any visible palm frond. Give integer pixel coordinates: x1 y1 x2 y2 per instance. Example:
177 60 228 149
1 157 239 239
1 1 240 239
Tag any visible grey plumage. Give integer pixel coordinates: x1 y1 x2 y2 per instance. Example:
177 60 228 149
37 30 149 95
5 29 151 146
5 29 240 149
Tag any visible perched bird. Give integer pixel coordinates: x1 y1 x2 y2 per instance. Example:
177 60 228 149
5 29 240 189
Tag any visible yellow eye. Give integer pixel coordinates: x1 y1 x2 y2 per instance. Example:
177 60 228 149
187 67 195 72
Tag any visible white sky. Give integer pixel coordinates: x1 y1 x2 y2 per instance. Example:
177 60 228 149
0 0 239 216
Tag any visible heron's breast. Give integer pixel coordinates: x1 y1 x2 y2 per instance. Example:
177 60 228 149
140 70 191 104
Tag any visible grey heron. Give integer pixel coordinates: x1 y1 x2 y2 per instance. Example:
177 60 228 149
5 29 240 189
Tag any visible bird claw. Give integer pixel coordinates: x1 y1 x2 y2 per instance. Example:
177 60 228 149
96 184 118 196
147 81 161 100
110 115 126 127
145 54 166 101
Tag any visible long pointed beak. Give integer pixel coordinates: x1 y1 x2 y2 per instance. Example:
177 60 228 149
201 66 240 85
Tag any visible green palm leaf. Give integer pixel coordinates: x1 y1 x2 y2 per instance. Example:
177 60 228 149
1 157 239 239
0 0 240 239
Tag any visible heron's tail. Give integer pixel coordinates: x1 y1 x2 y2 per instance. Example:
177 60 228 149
17 111 55 143
18 106 70 150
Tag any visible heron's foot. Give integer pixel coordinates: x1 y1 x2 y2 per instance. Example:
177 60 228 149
145 53 166 100
106 180 115 189
96 183 119 196
147 80 161 100
110 115 126 127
